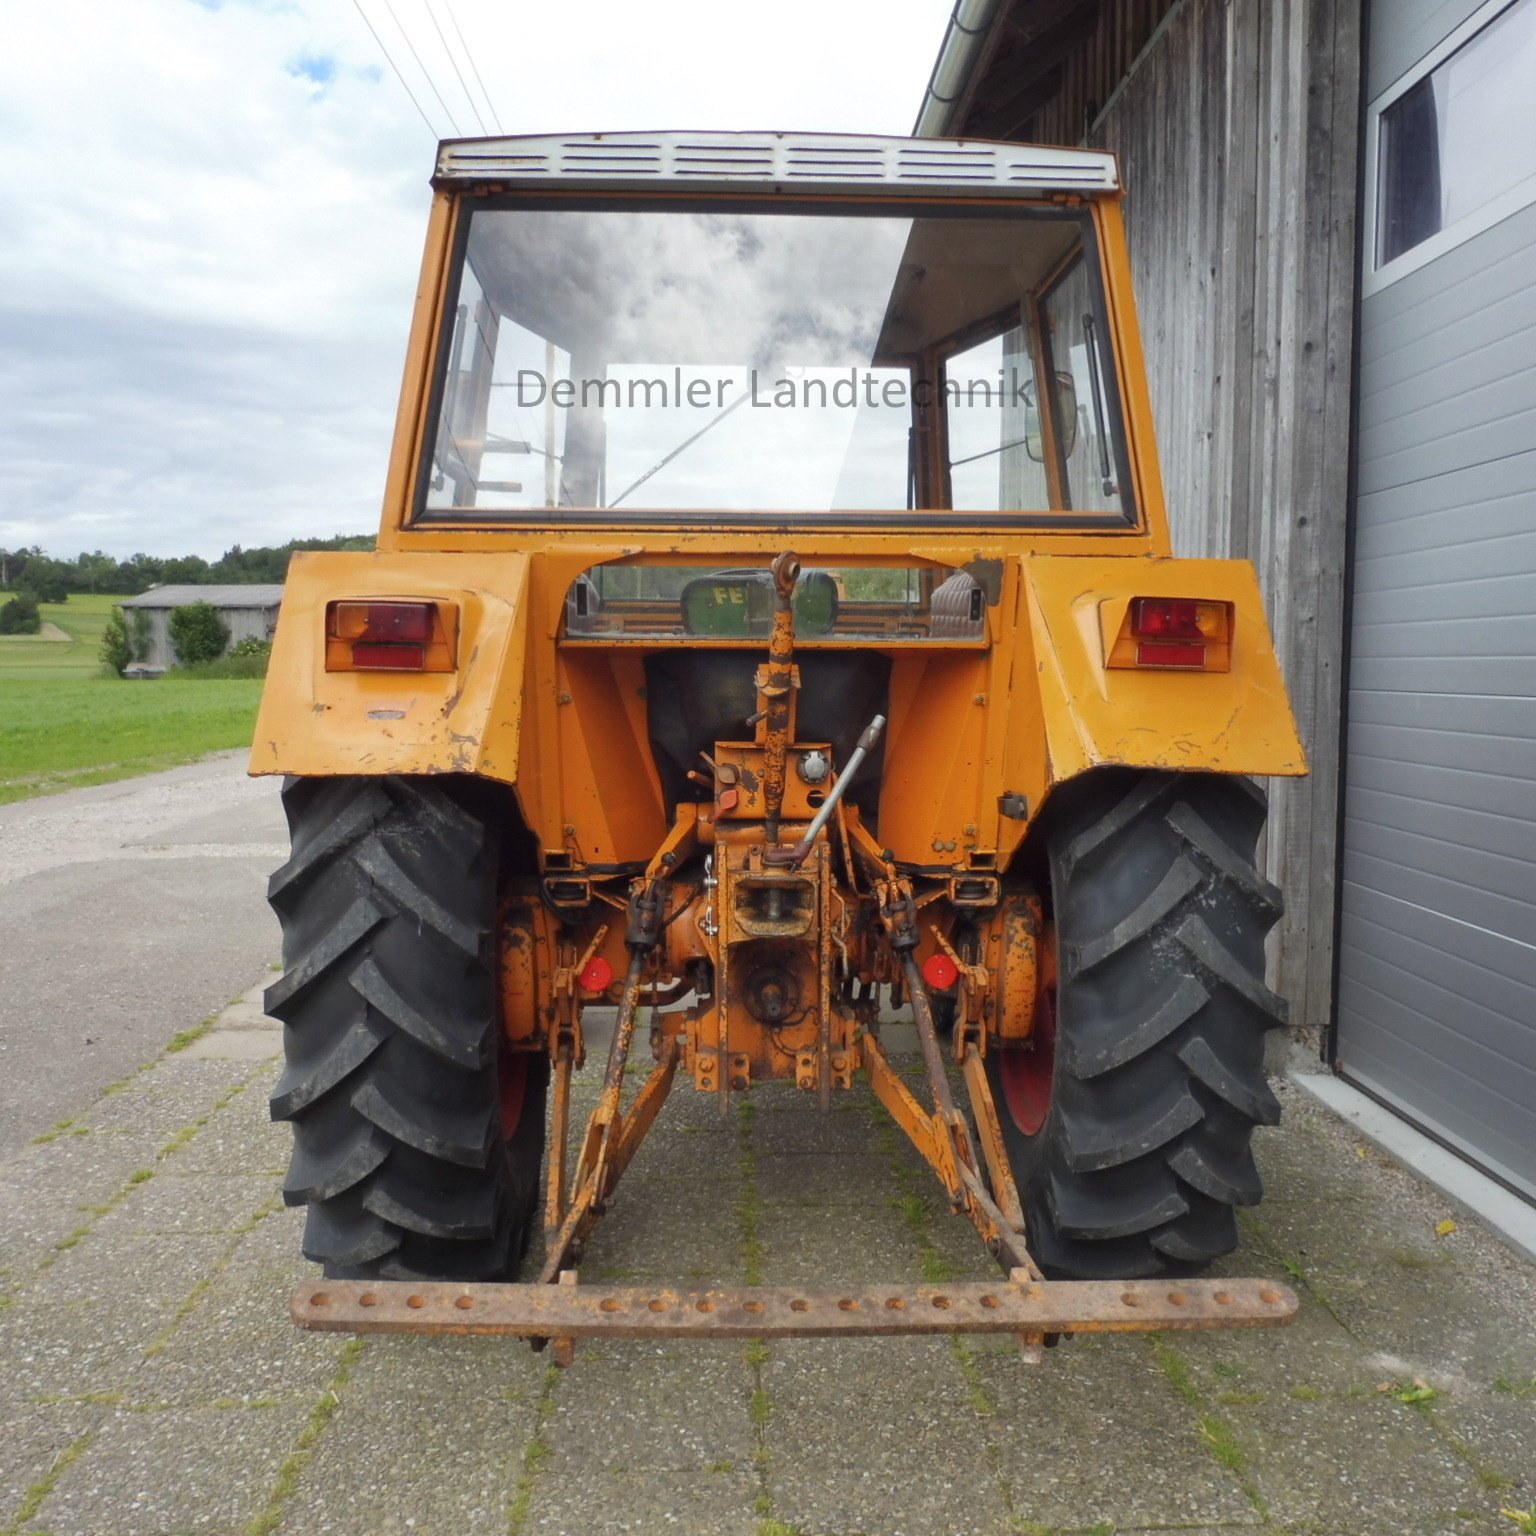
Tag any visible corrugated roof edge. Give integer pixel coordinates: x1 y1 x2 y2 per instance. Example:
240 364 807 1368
120 585 285 608
433 131 1118 197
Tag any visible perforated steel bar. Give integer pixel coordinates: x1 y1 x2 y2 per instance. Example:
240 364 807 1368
293 1277 1298 1338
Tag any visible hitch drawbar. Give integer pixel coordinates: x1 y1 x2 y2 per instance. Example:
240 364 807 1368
292 1274 1298 1342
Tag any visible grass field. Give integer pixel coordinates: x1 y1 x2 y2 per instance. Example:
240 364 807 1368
0 592 121 680
0 594 263 805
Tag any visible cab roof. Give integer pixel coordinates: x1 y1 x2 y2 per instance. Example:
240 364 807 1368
433 131 1119 200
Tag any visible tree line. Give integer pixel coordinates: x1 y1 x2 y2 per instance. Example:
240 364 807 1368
0 535 375 603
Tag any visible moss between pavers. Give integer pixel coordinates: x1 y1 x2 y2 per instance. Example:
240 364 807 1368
33 1228 234 1315
6 1393 310 1536
5 1198 293 1424
1216 1389 1505 1533
507 1363 562 1535
577 1180 741 1280
728 1108 1013 1536
538 1341 753 1471
139 1193 284 1360
0 1430 91 1536
738 1099 779 1524
272 1386 557 1536
13 1016 1533 1535
764 1371 1005 1536
521 1468 763 1536
4 1297 194 1410
1147 1334 1269 1519
245 1338 364 1536
1 1065 267 1312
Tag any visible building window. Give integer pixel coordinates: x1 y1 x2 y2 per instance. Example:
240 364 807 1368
1372 0 1536 278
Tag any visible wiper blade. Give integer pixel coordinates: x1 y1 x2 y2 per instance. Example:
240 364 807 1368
607 388 752 509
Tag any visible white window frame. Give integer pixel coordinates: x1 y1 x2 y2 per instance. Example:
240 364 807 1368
1362 0 1536 296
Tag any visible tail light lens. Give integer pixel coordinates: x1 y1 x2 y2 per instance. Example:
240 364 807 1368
922 953 960 991
325 600 456 672
1131 598 1203 639
579 956 615 993
1105 596 1233 671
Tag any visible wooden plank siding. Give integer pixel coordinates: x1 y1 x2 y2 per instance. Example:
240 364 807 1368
951 0 1362 1036
136 605 280 671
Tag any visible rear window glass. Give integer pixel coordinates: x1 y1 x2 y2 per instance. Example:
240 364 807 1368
563 564 988 643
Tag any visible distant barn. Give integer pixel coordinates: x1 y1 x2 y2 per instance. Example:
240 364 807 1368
119 585 284 669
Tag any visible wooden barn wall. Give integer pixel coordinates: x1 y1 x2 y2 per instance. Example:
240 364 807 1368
139 606 280 669
1102 0 1358 1033
969 0 1361 1033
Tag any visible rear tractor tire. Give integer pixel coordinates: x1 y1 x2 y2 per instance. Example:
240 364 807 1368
987 770 1286 1279
266 776 547 1281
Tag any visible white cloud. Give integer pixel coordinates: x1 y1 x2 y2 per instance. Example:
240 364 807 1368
0 0 949 560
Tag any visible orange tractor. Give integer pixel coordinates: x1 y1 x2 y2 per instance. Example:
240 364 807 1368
253 133 1306 1353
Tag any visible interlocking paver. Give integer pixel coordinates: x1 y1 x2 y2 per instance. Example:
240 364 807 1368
1 978 1534 1536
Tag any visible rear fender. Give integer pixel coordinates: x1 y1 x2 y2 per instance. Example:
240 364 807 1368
1018 554 1307 788
249 550 530 783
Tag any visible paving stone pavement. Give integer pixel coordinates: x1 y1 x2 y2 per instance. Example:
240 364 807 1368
2 984 1535 1536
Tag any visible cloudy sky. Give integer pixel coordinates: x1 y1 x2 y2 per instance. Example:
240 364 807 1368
0 0 951 561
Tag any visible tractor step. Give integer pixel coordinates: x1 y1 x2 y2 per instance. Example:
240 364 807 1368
292 1275 1297 1340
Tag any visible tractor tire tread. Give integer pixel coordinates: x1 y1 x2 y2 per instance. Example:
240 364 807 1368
1061 972 1208 1080
990 770 1285 1279
268 775 545 1280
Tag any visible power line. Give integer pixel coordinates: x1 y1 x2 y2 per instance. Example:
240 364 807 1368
348 0 440 138
421 0 488 136
441 0 504 134
378 0 463 136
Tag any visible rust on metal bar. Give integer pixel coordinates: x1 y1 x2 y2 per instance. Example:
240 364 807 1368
759 549 801 844
955 1047 1045 1289
538 1039 679 1286
585 948 648 1166
540 1169 597 1285
956 1162 1034 1275
861 1028 959 1197
543 1053 573 1244
961 1049 1026 1233
861 1024 1040 1284
900 949 963 1128
604 1039 680 1188
551 1268 578 1367
539 944 663 1284
292 1276 1299 1338
644 801 699 880
1011 1267 1047 1363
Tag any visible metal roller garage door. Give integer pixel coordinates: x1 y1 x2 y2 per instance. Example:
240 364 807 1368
1336 0 1536 1201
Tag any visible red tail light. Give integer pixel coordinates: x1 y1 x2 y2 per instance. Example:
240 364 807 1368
350 640 425 669
922 953 960 991
1105 596 1233 671
579 956 615 993
1135 640 1206 667
325 600 456 672
355 602 434 644
1130 598 1203 641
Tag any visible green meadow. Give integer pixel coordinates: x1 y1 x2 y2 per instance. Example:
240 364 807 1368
0 594 263 805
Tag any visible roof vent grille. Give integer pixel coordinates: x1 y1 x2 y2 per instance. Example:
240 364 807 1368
673 140 778 177
896 145 997 181
786 143 886 178
436 133 1119 196
557 139 666 177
